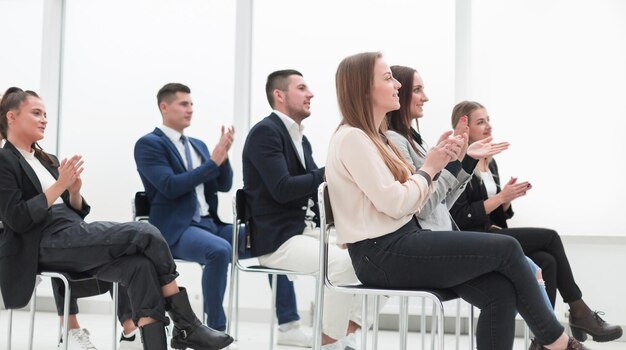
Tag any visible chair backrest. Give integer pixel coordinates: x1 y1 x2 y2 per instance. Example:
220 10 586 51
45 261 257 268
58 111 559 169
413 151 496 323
317 182 333 287
133 191 150 220
235 189 247 221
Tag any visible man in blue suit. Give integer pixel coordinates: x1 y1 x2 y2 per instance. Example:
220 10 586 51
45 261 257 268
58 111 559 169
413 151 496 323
133 83 306 346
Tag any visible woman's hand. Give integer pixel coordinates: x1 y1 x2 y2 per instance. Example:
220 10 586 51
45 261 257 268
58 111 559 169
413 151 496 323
453 115 470 160
497 177 531 205
466 136 510 159
57 155 84 191
421 131 462 177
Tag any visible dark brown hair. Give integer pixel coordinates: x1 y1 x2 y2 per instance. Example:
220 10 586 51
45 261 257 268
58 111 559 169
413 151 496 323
386 65 424 157
157 83 191 107
265 69 303 108
0 87 55 165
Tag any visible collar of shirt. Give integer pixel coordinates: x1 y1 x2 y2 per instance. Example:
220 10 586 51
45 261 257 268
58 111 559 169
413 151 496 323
159 124 185 144
273 110 305 141
16 147 36 160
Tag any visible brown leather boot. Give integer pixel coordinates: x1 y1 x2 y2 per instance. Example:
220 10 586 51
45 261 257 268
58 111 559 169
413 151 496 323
569 310 623 342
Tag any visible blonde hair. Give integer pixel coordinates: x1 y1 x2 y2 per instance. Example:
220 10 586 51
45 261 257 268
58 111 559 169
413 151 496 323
335 52 414 182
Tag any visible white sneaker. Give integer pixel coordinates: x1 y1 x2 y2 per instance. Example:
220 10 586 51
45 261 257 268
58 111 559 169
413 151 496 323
320 340 344 350
118 328 143 350
59 328 98 350
277 321 312 348
342 330 361 350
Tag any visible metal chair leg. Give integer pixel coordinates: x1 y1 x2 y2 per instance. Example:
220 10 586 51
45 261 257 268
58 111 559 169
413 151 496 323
361 294 368 350
455 299 461 350
421 297 426 350
28 287 37 350
437 300 445 350
61 276 70 350
372 295 380 350
7 308 13 350
430 301 437 350
469 305 475 350
112 282 119 350
399 296 408 350
269 274 277 350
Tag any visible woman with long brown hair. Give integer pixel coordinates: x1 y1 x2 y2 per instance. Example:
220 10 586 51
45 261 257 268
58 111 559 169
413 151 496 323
325 52 589 350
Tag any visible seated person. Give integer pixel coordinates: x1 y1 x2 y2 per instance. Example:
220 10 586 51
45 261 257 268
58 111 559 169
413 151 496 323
0 87 232 350
386 64 552 310
133 83 307 346
243 69 372 349
449 100 622 345
326 52 589 350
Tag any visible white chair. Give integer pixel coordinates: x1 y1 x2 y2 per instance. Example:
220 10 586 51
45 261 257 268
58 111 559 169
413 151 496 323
314 182 474 350
226 189 318 349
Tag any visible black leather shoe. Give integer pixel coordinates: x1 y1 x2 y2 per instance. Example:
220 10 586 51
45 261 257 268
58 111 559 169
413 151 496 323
569 310 623 342
166 287 234 350
140 322 167 350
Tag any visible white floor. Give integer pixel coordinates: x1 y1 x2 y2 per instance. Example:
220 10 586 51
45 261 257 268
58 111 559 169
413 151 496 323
1 309 623 350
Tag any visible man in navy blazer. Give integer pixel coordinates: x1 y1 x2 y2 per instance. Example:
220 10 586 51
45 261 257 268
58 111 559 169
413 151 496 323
133 83 300 339
243 70 367 348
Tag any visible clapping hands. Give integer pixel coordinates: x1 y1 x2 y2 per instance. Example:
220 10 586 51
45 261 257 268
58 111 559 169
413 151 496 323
211 126 235 166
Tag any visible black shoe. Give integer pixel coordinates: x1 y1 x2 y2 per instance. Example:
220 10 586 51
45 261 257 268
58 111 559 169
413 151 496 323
166 287 234 350
140 322 167 350
569 310 623 342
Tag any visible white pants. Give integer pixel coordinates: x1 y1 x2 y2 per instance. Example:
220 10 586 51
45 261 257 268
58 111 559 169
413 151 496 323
258 227 375 340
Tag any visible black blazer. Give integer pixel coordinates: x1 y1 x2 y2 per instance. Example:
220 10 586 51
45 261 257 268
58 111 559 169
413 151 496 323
0 142 89 308
449 159 514 232
242 114 325 257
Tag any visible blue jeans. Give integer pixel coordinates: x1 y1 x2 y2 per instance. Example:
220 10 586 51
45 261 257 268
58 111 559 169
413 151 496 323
525 257 553 311
169 217 299 330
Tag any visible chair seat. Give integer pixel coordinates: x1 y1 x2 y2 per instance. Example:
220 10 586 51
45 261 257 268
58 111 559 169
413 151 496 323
333 284 458 302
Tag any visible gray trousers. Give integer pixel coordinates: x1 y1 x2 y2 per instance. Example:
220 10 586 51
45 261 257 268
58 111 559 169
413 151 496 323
40 220 178 324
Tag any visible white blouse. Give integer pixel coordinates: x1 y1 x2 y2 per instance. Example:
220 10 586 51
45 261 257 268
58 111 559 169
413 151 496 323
18 148 63 205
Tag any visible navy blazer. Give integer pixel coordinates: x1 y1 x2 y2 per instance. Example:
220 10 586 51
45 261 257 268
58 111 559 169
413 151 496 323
449 159 514 232
0 142 89 308
242 114 325 257
134 127 233 246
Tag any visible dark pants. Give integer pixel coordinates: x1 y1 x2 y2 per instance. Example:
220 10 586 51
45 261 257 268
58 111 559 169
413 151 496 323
116 217 299 330
495 227 582 307
40 220 178 324
348 218 564 350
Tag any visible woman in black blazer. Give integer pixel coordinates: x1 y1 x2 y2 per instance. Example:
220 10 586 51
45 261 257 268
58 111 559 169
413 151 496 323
0 87 232 350
449 101 622 346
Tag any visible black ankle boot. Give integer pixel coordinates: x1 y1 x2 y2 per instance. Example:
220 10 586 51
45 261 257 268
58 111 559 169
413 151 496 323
140 322 167 350
166 287 233 350
569 310 623 342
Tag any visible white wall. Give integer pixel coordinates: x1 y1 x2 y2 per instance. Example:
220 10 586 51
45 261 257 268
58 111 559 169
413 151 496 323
1 0 625 333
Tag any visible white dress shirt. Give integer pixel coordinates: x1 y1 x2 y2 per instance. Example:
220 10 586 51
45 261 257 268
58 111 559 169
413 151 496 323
273 110 306 169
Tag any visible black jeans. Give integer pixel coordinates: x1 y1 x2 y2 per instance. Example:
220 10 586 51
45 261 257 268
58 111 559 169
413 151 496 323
348 218 564 350
40 220 178 324
495 227 582 306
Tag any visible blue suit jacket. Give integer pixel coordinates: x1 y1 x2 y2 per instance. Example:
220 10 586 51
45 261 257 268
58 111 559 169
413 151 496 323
242 114 325 257
134 127 233 246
